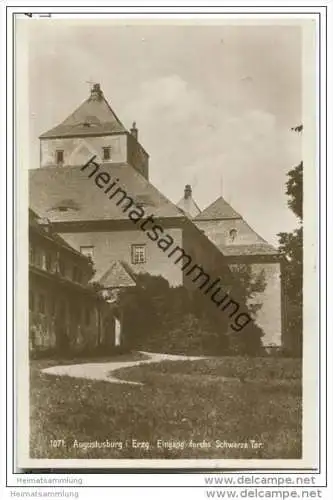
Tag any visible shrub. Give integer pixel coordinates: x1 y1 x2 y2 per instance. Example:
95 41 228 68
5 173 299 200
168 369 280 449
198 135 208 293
119 273 262 356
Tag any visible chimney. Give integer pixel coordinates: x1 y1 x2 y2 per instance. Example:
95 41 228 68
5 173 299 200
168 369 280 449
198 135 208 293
90 83 103 100
184 184 192 199
130 121 138 140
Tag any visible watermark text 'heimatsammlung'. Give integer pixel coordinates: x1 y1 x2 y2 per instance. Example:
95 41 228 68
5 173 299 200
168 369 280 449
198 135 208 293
81 156 252 332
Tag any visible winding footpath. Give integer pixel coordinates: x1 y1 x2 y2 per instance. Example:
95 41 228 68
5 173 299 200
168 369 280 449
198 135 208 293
41 351 206 385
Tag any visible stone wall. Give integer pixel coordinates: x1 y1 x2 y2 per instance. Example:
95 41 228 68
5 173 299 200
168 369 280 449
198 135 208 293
40 133 149 179
40 135 127 167
29 273 101 354
195 219 265 247
59 228 184 287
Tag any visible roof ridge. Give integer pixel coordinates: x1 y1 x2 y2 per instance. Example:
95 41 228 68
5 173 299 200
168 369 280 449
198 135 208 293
39 90 128 139
98 260 136 288
100 93 127 130
195 195 241 220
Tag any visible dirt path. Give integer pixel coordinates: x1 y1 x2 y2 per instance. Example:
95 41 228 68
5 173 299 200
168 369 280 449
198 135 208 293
41 351 206 385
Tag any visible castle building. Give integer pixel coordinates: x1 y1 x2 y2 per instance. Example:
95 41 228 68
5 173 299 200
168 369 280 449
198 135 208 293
29 209 137 353
193 197 286 348
29 208 101 353
29 83 286 349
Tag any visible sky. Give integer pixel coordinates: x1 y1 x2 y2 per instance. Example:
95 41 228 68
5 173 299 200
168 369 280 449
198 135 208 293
27 21 302 245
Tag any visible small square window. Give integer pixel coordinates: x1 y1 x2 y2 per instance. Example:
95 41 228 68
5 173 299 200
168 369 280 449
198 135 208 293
131 244 146 264
56 150 64 164
80 246 94 259
229 228 238 243
102 146 111 161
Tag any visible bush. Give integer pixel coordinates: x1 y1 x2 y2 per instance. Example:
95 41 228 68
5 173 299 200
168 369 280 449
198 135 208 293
226 322 265 357
119 273 264 356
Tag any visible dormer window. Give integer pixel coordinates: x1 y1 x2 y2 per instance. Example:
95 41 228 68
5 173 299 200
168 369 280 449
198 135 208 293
229 228 237 242
56 150 64 164
50 199 80 213
103 146 111 161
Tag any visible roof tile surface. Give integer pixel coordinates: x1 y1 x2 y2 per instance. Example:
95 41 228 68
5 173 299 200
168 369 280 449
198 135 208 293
195 196 241 220
29 163 183 222
40 92 127 139
97 261 136 288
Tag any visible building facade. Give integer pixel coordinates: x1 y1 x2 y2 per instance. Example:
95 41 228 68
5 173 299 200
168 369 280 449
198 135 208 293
192 196 285 348
29 209 121 354
29 83 286 349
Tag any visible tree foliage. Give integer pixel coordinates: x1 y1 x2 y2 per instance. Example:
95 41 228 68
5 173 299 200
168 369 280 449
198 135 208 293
118 266 266 356
278 126 303 355
228 264 266 355
286 161 303 221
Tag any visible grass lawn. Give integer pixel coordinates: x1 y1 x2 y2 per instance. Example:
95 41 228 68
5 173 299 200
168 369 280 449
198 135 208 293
30 355 302 460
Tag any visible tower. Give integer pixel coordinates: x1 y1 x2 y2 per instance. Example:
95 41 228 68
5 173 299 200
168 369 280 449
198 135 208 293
176 184 201 218
39 83 149 179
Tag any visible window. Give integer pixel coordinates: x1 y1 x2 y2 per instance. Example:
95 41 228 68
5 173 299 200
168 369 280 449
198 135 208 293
29 244 35 265
131 244 146 264
80 246 94 259
59 259 66 277
56 150 64 164
229 228 237 243
35 249 42 268
38 294 45 314
45 252 52 272
102 146 111 161
72 266 83 283
41 250 47 270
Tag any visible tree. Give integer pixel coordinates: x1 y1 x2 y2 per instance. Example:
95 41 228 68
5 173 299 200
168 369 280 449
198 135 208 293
117 265 267 356
228 264 266 355
285 161 303 221
278 126 303 355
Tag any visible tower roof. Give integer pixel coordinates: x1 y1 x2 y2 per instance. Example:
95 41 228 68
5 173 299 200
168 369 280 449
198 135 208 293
194 196 278 257
40 83 127 139
195 196 241 220
177 184 201 219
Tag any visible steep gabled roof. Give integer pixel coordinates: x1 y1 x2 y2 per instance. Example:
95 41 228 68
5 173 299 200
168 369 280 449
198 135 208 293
29 162 184 222
97 261 136 288
177 195 201 219
29 208 91 261
40 84 127 139
195 196 241 220
194 196 278 257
